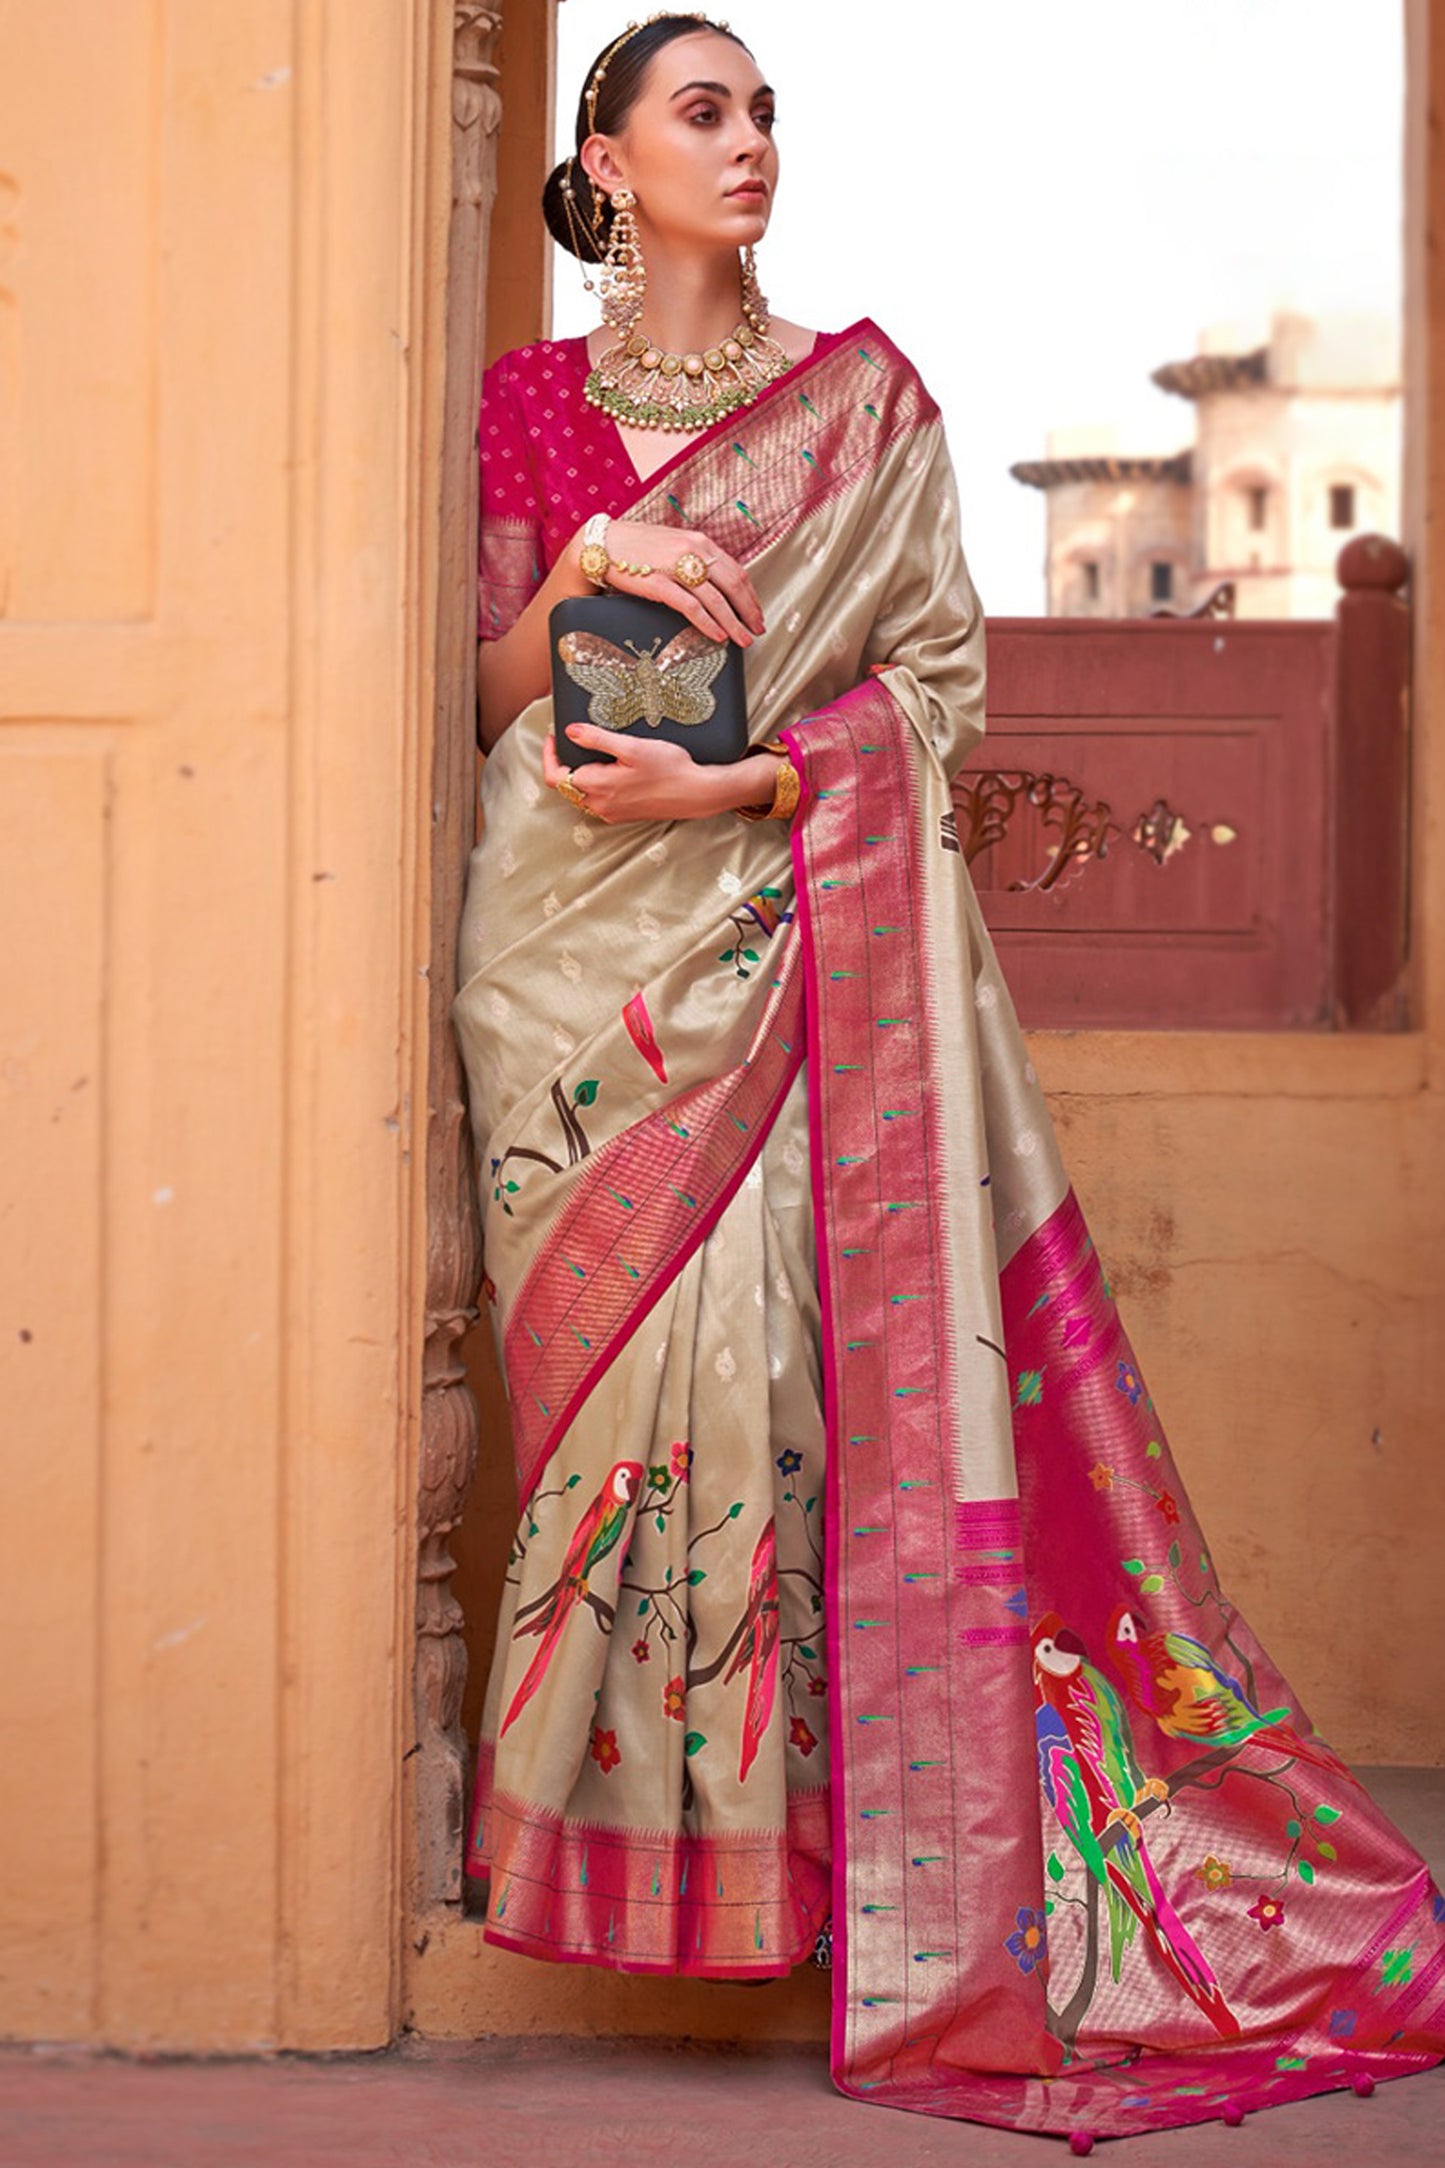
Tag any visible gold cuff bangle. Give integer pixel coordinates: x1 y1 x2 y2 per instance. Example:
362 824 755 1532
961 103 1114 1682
735 738 800 823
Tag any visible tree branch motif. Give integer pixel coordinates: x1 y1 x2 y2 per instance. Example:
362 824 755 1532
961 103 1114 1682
490 1075 599 1213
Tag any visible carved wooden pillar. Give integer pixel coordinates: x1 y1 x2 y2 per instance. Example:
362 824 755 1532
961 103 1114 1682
414 1 502 1914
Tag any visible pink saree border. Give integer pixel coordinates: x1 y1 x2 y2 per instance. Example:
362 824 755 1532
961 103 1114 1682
784 677 1056 2104
502 956 804 1509
467 1735 832 1979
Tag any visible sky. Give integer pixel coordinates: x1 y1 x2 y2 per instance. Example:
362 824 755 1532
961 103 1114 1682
549 1 1405 615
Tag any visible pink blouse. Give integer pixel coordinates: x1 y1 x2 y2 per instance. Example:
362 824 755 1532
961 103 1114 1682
476 327 850 639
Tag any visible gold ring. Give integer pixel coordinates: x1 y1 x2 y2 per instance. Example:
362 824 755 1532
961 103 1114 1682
555 776 590 813
672 550 710 589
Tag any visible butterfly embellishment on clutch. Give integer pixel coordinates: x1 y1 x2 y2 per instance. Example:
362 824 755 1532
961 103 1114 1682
557 626 727 731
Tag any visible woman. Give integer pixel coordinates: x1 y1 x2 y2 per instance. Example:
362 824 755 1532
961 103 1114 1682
451 13 1445 2145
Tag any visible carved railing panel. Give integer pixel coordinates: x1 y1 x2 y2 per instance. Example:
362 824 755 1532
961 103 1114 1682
959 613 1335 1028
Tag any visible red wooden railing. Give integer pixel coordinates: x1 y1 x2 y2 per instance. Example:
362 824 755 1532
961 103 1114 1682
957 538 1410 1030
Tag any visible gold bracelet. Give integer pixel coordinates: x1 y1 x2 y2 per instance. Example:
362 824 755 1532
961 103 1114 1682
736 738 800 823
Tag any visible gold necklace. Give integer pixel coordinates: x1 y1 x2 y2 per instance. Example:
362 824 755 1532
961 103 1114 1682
585 316 796 433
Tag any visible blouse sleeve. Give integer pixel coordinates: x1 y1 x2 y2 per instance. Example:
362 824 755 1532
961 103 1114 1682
477 352 547 642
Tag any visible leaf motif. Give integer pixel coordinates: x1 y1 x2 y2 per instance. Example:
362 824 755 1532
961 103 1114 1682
1123 1559 1145 1576
728 1501 745 1519
1297 1860 1315 1884
1167 1541 1182 1569
573 1078 599 1106
1047 1853 1065 1883
687 1568 706 1586
1314 1804 1342 1825
684 1731 707 1756
1139 1574 1164 1594
1317 1841 1337 1861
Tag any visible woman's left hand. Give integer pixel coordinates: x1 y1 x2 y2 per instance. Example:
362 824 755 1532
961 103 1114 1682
542 724 777 824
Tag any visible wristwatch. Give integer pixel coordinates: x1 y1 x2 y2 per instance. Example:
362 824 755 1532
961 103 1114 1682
578 512 612 589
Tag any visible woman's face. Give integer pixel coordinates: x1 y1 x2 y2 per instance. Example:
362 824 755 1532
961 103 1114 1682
585 31 779 255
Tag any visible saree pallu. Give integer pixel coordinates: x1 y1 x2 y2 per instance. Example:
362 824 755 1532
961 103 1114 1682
452 321 1445 2140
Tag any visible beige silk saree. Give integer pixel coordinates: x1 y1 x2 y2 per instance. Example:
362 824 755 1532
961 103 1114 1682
452 320 1445 2142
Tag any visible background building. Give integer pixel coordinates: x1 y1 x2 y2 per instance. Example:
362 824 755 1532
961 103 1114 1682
1012 309 1402 617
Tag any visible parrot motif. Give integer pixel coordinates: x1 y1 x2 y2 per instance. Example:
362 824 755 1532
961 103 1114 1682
1033 1612 1240 2039
499 1459 645 1737
723 1516 780 1783
1106 1605 1362 1788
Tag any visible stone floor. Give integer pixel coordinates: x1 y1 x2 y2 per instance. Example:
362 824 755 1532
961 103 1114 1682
2 1770 1440 2168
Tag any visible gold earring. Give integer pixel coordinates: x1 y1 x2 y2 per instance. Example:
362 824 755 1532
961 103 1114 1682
740 242 769 335
599 187 645 340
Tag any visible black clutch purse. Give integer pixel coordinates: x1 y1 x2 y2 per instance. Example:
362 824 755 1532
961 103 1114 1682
549 592 749 770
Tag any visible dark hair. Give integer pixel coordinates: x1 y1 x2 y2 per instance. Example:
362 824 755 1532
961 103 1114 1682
542 15 754 263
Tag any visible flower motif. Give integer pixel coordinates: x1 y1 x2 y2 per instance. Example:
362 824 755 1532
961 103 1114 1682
1155 1488 1181 1526
808 1674 828 1697
790 1716 818 1756
1088 1462 1115 1491
1115 1359 1143 1404
1195 1854 1233 1891
646 1463 671 1493
775 1448 803 1477
631 1637 651 1664
669 1440 693 1482
662 1675 686 1721
1248 1894 1285 1932
1005 1906 1048 1975
590 1725 621 1774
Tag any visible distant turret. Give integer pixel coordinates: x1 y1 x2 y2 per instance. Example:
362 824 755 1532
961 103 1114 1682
1012 309 1401 618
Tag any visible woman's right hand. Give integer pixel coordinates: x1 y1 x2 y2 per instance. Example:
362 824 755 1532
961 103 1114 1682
579 519 766 647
